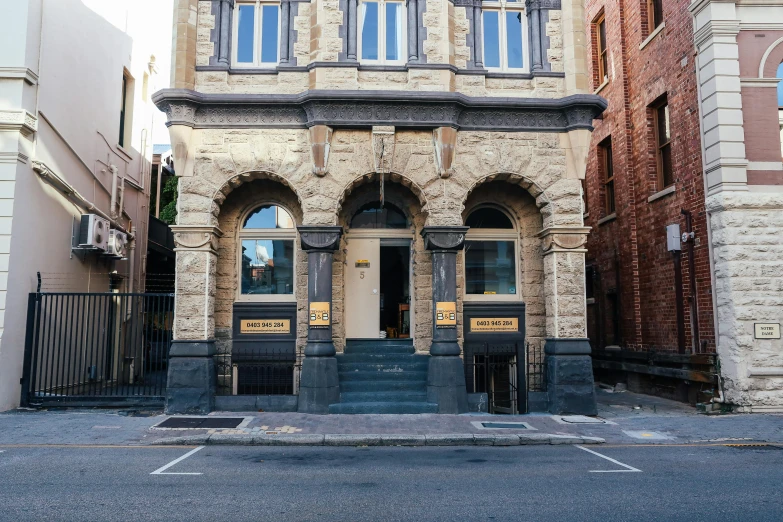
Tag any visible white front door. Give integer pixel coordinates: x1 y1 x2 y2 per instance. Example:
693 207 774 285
345 237 381 338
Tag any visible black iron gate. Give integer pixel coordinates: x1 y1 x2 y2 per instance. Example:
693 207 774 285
464 342 525 414
21 292 174 407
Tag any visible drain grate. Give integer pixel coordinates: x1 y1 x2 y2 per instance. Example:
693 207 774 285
156 417 245 429
480 422 532 430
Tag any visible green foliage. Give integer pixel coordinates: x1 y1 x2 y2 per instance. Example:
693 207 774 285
158 176 178 225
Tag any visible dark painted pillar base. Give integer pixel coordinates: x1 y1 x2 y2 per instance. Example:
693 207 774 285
297 356 340 414
165 340 216 415
426 356 469 414
545 338 597 415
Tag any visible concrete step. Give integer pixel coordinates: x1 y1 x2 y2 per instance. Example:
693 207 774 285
337 353 428 364
338 370 428 382
339 380 427 392
336 362 429 372
343 344 416 355
328 401 439 414
339 391 428 403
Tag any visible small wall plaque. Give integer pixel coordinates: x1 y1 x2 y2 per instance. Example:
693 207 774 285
309 302 330 328
355 259 370 267
240 319 290 334
754 323 781 339
435 301 457 328
469 317 518 333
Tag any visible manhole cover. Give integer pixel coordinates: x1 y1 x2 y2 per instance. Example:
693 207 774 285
479 422 532 430
156 417 245 429
559 415 605 424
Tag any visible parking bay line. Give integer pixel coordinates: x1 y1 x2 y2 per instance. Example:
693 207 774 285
574 444 642 473
150 446 205 475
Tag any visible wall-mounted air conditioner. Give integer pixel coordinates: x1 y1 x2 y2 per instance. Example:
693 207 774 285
107 230 128 259
78 214 109 251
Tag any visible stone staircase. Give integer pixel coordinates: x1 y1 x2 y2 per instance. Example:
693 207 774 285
328 339 438 414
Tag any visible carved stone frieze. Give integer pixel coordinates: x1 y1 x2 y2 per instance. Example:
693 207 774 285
422 226 470 251
172 225 224 254
153 89 608 133
537 226 591 254
525 0 562 10
298 226 343 252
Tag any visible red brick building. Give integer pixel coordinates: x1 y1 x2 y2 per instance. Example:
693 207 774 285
582 0 716 401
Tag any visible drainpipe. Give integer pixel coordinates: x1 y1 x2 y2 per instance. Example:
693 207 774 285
128 225 136 294
109 164 119 220
681 209 700 353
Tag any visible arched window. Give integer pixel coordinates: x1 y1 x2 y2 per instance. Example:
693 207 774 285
238 204 296 299
464 206 519 299
350 202 408 229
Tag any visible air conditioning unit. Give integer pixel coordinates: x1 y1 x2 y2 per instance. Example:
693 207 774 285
107 230 128 258
78 214 109 251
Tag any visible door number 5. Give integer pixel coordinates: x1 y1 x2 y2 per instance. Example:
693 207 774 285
360 271 365 279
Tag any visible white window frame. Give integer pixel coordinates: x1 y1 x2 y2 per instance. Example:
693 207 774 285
236 204 297 302
232 0 281 68
463 205 521 302
358 0 407 65
482 0 529 73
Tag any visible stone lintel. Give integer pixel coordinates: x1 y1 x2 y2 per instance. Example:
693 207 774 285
422 226 469 252
171 225 224 254
297 226 343 252
152 89 607 133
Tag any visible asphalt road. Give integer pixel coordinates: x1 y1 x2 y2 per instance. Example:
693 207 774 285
0 444 781 521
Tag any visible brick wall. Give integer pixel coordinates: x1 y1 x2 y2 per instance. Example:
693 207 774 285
583 0 715 354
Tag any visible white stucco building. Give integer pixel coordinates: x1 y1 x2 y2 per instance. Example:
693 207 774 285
0 0 172 411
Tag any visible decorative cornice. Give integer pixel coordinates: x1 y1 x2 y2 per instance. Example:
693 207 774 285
537 226 591 254
153 89 607 133
0 67 39 85
0 109 37 136
0 151 28 165
297 226 343 251
422 226 470 251
171 225 224 254
524 0 562 10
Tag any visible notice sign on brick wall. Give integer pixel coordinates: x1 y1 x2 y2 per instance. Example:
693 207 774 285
754 323 781 339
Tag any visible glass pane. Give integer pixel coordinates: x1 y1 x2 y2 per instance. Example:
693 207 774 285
386 2 402 61
777 62 783 106
351 203 407 229
658 104 670 143
466 208 513 229
237 4 256 64
241 239 294 295
243 205 294 229
661 144 673 187
465 241 517 295
361 2 379 60
483 11 500 68
598 20 606 52
260 5 279 63
505 10 524 69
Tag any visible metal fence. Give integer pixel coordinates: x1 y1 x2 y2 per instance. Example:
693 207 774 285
527 341 547 393
464 342 524 414
216 347 302 396
21 292 174 407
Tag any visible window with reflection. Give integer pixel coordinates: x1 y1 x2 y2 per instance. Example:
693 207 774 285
360 0 406 64
350 202 408 229
464 207 518 298
482 0 527 72
239 205 295 298
234 1 280 67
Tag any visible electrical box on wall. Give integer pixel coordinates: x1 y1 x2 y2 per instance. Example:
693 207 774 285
666 224 681 252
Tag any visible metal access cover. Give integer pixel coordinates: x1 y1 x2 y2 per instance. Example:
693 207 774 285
478 421 533 430
155 417 245 429
558 415 606 424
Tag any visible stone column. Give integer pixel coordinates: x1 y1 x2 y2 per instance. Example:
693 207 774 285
297 226 343 413
527 0 543 72
218 0 234 67
407 0 419 63
538 226 596 415
280 0 290 65
422 227 469 414
167 225 223 414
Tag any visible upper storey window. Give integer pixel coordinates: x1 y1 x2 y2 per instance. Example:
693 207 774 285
360 1 406 64
234 1 280 67
482 0 527 72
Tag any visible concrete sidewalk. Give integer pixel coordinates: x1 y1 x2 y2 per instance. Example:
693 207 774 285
1 389 780 447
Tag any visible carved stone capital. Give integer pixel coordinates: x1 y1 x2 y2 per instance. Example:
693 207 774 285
537 226 590 254
171 225 224 254
432 127 457 179
298 226 343 252
372 126 395 174
309 125 333 177
422 226 469 252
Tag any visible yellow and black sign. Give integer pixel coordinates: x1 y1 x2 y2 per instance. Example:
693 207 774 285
309 302 331 328
469 317 518 333
240 319 290 334
355 259 371 268
435 301 457 328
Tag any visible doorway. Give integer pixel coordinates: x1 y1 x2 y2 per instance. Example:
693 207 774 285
344 235 412 339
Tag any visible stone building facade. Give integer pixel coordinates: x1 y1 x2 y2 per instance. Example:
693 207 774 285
581 0 716 403
689 0 783 412
156 0 606 414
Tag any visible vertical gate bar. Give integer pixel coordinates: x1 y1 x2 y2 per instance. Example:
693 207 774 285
149 294 157 396
74 294 87 397
116 294 125 397
85 294 98 398
516 341 525 414
97 294 111 397
91 294 108 397
55 294 70 399
41 295 55 396
20 293 38 407
484 342 490 413
131 294 140 396
29 293 44 400
104 293 116 395
63 294 77 397
120 293 130 397
141 294 148 396
44 294 60 397
154 294 163 396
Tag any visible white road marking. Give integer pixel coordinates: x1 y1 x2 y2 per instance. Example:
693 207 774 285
575 445 642 473
150 446 205 475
